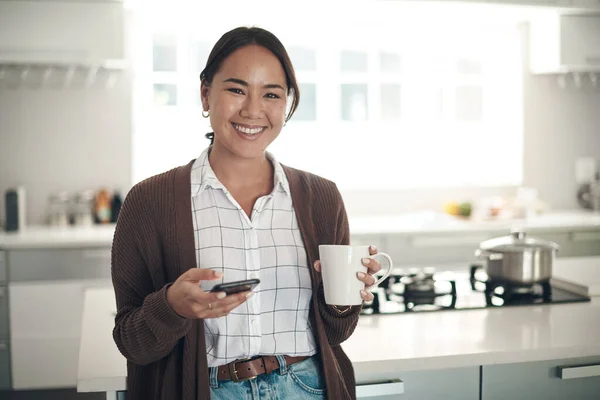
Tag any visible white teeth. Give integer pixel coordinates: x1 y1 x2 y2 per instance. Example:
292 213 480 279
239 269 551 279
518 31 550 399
233 123 264 135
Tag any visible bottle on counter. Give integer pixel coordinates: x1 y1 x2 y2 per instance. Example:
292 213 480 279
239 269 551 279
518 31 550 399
4 186 26 232
110 190 123 223
74 190 95 227
94 189 112 224
48 192 70 227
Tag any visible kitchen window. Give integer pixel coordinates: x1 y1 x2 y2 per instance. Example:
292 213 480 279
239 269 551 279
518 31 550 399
131 2 524 190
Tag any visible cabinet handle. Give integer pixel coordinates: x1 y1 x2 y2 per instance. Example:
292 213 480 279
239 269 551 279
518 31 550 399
356 379 404 398
0 287 4 298
558 364 600 379
0 343 6 351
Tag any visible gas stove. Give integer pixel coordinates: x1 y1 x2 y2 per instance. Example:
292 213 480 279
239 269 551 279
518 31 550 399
360 264 590 315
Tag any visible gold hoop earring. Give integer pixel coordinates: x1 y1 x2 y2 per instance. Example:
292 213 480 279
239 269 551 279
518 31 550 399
202 110 210 118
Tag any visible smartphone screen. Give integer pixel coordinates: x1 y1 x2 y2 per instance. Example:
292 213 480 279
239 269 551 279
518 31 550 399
210 279 260 295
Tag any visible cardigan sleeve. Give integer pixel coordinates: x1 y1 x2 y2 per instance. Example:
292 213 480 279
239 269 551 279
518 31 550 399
316 184 362 347
111 185 192 366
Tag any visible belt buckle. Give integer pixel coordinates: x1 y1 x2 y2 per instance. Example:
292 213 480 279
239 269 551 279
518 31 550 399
228 359 258 383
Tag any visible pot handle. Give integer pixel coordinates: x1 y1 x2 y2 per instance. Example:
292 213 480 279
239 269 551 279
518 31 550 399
475 249 504 261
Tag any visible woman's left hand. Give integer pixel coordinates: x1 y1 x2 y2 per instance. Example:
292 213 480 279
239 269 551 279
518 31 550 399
356 245 381 302
313 245 381 302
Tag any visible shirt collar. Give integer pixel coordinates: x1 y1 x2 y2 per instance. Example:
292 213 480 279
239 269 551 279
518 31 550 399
191 147 290 197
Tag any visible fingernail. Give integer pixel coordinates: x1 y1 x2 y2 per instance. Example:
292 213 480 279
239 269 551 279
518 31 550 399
314 260 320 270
246 292 254 298
357 272 366 279
370 245 377 252
362 258 371 265
360 290 368 297
214 271 224 278
216 292 226 299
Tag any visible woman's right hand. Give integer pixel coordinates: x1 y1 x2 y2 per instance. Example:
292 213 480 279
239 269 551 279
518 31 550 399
166 268 253 319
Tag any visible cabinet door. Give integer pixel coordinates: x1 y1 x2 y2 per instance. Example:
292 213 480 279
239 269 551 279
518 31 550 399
513 230 600 258
560 15 600 67
351 234 384 248
0 1 125 64
0 340 10 390
386 232 494 267
8 248 111 282
356 366 480 400
567 230 600 257
0 251 6 283
0 286 8 340
482 356 600 400
8 279 111 389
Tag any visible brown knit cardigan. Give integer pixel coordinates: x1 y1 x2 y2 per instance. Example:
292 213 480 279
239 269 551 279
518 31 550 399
111 159 361 399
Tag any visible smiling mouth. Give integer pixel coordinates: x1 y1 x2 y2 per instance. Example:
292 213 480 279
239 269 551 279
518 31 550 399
232 122 266 136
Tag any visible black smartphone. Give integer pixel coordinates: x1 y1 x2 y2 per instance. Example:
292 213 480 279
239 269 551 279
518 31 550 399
210 279 260 295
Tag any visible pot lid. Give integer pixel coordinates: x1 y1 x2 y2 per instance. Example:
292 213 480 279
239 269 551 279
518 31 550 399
479 230 560 252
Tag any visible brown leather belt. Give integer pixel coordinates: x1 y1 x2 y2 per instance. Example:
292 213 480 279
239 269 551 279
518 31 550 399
217 355 309 383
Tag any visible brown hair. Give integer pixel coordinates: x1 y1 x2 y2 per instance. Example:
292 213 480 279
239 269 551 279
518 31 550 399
200 27 300 144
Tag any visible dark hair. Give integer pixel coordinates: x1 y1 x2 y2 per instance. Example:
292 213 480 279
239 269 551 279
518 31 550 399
201 27 300 145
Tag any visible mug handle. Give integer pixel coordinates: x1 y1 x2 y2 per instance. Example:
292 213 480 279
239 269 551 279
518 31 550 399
368 252 393 288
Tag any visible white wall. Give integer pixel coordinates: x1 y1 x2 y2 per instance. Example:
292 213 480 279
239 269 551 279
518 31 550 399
0 74 132 225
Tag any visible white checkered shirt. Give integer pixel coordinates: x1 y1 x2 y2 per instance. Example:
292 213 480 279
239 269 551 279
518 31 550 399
191 147 317 367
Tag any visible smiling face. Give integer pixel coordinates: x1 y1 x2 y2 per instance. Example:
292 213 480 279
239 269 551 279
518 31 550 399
201 44 288 161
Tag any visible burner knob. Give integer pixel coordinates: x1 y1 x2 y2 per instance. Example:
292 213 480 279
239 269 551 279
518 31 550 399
408 267 420 276
423 267 436 276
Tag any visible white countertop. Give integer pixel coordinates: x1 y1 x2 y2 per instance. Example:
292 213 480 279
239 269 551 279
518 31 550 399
0 224 116 249
3 210 600 250
77 287 600 393
349 210 600 235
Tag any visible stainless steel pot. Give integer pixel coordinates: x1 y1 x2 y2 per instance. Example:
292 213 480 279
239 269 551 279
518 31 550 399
475 230 559 284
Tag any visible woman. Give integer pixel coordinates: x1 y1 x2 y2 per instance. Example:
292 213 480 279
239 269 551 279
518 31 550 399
111 26 381 400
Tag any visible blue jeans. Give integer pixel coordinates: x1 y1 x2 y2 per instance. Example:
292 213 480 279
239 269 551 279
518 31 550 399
209 355 326 400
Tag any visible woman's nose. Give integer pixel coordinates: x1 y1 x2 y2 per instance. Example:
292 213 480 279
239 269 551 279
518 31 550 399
240 95 262 118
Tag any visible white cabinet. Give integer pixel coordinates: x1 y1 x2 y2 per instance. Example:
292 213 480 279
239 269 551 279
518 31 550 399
491 0 572 5
5 247 112 390
530 14 600 73
8 279 110 389
356 366 480 400
571 0 600 9
459 0 600 8
482 356 600 399
0 1 125 66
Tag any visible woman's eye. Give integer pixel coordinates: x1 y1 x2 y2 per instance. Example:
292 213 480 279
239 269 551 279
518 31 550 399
227 88 244 95
265 93 281 99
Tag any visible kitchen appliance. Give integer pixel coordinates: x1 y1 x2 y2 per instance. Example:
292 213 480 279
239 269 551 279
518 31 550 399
4 186 26 232
474 230 559 284
360 263 590 316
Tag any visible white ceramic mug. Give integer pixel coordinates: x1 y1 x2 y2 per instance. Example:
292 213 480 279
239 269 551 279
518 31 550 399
318 245 393 306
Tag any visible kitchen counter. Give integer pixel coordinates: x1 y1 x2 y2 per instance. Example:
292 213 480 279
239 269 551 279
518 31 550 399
349 210 600 235
0 224 116 249
3 210 600 250
77 287 600 394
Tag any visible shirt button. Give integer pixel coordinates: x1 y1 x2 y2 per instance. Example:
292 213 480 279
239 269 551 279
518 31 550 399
251 319 257 326
249 272 259 280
